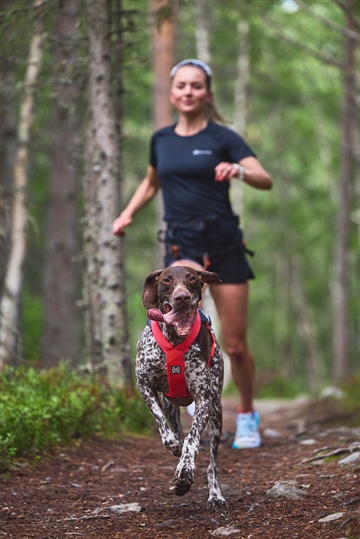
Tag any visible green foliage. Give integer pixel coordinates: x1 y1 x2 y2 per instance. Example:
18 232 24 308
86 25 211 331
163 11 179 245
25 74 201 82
255 375 306 400
340 374 360 426
223 374 304 400
21 287 43 363
0 364 153 472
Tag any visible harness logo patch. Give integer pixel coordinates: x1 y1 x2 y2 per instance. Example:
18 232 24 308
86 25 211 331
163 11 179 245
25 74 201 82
171 366 181 374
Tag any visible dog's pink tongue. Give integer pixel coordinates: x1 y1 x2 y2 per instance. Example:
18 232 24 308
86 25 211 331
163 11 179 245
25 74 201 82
147 308 164 322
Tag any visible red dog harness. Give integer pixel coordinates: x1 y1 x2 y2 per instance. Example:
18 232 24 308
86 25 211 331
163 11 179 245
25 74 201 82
151 311 215 398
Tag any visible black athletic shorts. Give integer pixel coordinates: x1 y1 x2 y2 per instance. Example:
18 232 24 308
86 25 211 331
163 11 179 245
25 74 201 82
161 216 255 284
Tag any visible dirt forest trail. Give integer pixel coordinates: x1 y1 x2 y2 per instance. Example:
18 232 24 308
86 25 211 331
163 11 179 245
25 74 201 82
1 396 359 539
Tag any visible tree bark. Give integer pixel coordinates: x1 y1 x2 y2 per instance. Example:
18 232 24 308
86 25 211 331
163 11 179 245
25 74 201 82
333 0 356 383
150 0 176 267
0 24 17 299
41 0 81 368
194 0 210 64
151 0 175 130
0 1 44 368
84 0 131 387
111 0 133 388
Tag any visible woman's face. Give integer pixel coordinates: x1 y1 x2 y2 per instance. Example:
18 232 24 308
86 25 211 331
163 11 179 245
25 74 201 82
170 65 211 116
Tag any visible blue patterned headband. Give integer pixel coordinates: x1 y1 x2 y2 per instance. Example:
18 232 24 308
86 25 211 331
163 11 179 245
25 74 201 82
170 59 213 82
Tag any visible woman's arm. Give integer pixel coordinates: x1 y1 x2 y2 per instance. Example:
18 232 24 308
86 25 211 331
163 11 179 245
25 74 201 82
113 165 161 236
214 156 272 190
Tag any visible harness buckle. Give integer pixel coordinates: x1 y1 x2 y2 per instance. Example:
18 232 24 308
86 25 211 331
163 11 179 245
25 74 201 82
171 245 180 260
203 251 211 270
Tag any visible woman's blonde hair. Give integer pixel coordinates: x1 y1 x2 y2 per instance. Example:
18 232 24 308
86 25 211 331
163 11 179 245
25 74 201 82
204 100 225 124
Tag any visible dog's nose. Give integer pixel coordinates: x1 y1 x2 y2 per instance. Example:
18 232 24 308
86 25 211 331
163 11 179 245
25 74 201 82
173 287 191 304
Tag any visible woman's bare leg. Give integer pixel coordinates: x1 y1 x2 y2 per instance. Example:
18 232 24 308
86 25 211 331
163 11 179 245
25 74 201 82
210 282 255 412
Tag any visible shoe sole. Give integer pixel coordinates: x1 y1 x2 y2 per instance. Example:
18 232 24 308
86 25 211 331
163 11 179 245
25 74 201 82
232 437 261 449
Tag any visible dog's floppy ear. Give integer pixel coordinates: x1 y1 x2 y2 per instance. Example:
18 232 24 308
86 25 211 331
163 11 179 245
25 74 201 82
142 269 163 309
196 270 222 284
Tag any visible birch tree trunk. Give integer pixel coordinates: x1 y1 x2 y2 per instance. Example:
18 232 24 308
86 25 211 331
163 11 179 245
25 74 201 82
194 0 210 64
84 0 131 387
0 2 44 368
42 0 81 368
333 0 356 383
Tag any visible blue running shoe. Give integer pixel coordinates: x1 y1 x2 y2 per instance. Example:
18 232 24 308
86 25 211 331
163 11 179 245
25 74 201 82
232 411 261 449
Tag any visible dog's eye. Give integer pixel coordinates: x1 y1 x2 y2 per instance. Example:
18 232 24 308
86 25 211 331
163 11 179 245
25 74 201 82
162 278 171 284
188 276 196 282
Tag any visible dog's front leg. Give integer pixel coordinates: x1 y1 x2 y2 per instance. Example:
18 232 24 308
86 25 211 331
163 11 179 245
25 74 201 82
173 398 211 496
206 396 227 511
137 384 183 457
159 393 184 441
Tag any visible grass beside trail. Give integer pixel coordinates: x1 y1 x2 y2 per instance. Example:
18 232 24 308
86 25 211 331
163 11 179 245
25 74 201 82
0 364 153 472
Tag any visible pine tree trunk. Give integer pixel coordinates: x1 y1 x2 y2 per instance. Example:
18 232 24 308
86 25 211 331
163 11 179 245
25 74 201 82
0 2 44 368
151 0 175 130
333 0 356 383
84 0 131 386
83 123 103 366
41 0 81 368
150 0 176 267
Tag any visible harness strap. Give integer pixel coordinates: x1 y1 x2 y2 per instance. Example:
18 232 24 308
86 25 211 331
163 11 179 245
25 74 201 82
151 312 214 398
206 322 216 365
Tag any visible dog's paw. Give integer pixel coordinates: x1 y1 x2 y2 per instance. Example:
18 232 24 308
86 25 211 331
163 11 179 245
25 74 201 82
165 440 183 457
174 467 194 496
207 495 228 512
175 481 191 496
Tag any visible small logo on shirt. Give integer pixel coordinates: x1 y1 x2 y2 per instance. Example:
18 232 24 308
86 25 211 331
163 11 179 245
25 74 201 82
171 366 181 374
192 149 213 156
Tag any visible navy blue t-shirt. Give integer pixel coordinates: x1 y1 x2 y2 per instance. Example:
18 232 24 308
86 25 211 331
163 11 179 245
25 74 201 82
149 122 255 222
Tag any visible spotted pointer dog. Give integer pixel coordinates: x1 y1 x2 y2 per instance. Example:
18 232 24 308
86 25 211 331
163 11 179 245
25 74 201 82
135 265 227 511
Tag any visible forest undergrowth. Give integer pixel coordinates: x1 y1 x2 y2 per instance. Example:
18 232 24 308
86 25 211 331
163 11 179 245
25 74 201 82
0 364 152 472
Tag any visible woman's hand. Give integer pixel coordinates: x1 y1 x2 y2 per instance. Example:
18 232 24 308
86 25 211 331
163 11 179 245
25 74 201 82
112 165 161 237
215 157 272 190
113 212 133 236
214 162 240 182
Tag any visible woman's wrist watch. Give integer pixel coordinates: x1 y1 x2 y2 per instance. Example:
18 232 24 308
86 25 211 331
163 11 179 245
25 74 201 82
232 163 246 181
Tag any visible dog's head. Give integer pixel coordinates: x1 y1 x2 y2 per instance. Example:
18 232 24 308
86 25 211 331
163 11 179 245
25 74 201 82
142 266 221 337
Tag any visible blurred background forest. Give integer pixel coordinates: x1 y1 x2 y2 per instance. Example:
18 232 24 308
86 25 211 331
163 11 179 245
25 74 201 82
0 0 359 397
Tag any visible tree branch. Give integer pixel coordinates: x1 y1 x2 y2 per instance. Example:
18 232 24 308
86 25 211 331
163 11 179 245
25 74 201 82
264 15 360 87
0 0 51 19
335 0 360 32
296 0 360 43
